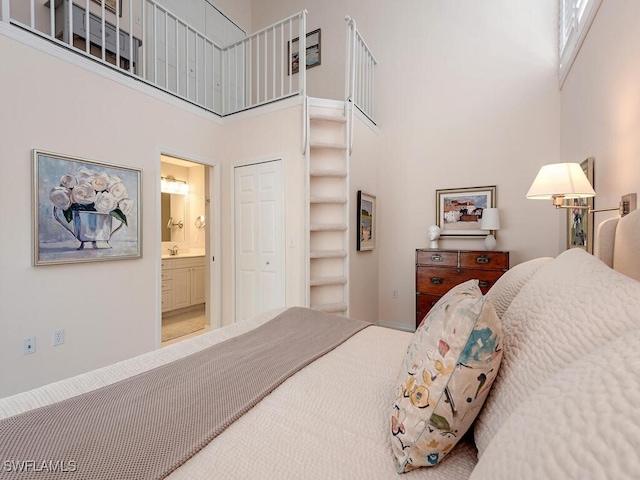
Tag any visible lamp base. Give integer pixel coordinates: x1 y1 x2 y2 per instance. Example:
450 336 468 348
484 234 497 251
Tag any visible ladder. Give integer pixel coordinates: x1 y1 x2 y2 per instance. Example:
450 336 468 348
306 97 350 316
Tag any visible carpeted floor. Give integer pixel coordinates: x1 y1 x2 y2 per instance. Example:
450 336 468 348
162 307 205 343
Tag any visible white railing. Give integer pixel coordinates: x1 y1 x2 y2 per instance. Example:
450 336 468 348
4 0 306 116
345 16 377 125
220 10 306 115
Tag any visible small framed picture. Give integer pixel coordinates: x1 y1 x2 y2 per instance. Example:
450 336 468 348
288 28 321 75
566 157 594 253
33 150 142 265
357 191 376 251
436 186 496 237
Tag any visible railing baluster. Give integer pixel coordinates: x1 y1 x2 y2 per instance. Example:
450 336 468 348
164 11 168 88
128 0 132 73
288 19 292 94
50 0 55 37
204 40 208 109
195 31 199 103
152 4 157 83
116 0 120 69
272 26 276 101
263 31 267 102
142 0 146 79
29 0 34 29
300 11 306 96
175 17 179 93
242 42 246 108
256 34 260 104
248 40 252 107
235 44 239 112
280 24 284 97
100 0 106 60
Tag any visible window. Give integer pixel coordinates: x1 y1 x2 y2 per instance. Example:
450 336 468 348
559 0 603 87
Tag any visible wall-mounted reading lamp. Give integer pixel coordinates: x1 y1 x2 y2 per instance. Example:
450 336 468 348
526 163 637 217
161 175 189 195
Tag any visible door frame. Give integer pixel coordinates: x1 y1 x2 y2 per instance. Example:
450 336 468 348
232 155 286 322
156 147 221 347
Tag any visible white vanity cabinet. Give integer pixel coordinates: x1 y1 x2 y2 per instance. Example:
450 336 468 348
162 256 205 313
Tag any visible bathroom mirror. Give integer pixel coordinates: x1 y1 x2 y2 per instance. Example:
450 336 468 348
161 193 185 242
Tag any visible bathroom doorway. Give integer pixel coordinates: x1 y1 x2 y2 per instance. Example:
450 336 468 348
159 154 220 346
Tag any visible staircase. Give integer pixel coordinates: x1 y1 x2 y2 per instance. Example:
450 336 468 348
306 98 350 316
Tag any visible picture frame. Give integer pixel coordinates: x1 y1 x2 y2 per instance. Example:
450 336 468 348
357 191 376 251
566 157 594 253
288 28 321 75
33 150 142 265
436 186 496 237
91 0 123 17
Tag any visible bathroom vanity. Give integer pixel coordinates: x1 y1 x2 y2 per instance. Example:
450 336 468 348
161 254 205 313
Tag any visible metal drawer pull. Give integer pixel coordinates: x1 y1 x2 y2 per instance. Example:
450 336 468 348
431 254 443 262
478 280 490 288
476 256 490 264
431 277 443 284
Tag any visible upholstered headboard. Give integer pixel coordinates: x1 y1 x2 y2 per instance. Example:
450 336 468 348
595 208 640 281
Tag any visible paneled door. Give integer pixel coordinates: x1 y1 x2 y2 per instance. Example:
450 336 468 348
234 160 284 321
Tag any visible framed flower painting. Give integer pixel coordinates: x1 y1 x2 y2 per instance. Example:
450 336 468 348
33 150 142 265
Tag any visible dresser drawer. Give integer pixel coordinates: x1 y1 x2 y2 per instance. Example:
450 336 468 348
416 267 504 295
459 251 509 270
416 250 458 267
416 293 442 314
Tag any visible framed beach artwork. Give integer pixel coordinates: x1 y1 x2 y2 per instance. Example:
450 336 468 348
566 157 594 253
33 150 142 265
436 186 496 237
288 29 321 75
357 191 375 251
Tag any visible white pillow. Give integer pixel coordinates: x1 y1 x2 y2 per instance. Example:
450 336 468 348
485 257 552 319
474 249 640 457
470 328 640 479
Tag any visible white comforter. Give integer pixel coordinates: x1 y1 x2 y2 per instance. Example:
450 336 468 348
0 308 477 479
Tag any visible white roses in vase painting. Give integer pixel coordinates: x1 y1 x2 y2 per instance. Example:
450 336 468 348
49 167 133 226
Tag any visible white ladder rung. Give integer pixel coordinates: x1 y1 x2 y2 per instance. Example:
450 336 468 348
310 196 347 204
310 169 348 178
309 142 347 150
309 113 347 123
310 276 348 286
311 302 348 313
310 249 348 259
310 223 348 232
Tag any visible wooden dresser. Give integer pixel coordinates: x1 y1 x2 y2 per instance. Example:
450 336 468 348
415 249 509 327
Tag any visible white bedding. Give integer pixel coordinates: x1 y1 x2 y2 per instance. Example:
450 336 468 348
0 308 477 479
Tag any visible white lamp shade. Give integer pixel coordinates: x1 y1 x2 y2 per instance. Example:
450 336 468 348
526 163 595 199
480 208 500 231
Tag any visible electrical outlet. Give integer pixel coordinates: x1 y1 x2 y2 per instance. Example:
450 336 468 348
392 289 398 299
23 337 35 355
53 329 64 346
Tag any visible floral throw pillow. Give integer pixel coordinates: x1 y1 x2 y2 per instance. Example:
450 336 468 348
391 280 503 473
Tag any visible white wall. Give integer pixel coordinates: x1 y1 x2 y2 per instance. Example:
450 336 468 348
252 0 562 329
0 29 306 397
560 0 640 239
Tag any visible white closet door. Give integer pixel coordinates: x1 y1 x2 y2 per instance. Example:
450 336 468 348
234 160 284 321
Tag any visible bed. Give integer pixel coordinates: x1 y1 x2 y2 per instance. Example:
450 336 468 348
0 307 478 479
2 208 640 480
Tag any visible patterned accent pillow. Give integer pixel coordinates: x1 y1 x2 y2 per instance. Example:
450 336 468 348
391 280 503 473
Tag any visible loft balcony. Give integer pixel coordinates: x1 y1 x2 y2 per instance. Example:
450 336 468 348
3 0 377 122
